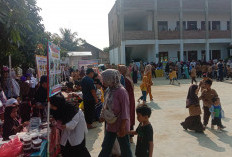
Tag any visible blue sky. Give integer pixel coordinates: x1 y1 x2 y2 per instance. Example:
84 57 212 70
37 0 116 50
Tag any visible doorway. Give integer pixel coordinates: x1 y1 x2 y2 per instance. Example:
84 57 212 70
188 51 197 61
159 52 168 62
212 50 221 60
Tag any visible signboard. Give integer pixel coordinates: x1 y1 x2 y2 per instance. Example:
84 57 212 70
48 41 61 97
35 55 47 80
78 60 99 69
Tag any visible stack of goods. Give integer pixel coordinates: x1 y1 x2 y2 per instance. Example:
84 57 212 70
32 139 42 152
22 135 32 153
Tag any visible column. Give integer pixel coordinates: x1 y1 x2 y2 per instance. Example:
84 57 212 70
230 0 232 44
120 42 126 64
197 50 202 61
205 0 210 61
180 0 184 61
119 0 125 64
154 0 159 63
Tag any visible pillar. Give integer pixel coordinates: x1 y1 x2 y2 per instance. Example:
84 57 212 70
230 0 232 44
180 0 184 61
120 42 126 64
119 0 125 64
154 0 159 63
205 0 210 61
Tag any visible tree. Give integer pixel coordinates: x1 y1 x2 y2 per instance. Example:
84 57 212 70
0 0 46 68
103 47 109 53
50 28 86 57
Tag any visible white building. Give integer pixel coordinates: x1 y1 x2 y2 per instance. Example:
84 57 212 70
108 0 232 65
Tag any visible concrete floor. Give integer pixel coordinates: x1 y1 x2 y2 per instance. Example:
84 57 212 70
86 78 232 157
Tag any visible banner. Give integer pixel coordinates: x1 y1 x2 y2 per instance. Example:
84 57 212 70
35 55 47 80
48 41 61 97
78 60 99 69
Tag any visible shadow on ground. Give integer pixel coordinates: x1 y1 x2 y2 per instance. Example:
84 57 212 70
222 117 231 122
208 129 232 148
147 101 161 110
86 122 103 152
185 131 225 152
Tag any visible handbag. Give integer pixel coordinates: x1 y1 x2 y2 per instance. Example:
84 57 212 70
102 108 118 124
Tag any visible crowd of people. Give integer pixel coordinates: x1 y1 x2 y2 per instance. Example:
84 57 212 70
0 58 229 157
181 76 225 133
0 63 155 157
123 59 232 86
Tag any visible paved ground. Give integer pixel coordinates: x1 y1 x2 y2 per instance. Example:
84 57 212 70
86 78 232 157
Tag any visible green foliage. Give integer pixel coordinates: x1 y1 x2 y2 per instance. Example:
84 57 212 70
0 1 87 69
0 0 46 68
49 28 86 58
103 47 109 53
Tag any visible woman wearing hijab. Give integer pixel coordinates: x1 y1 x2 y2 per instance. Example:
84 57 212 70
144 65 153 101
6 70 20 98
119 65 135 143
99 69 132 157
50 95 90 157
180 85 204 133
3 105 29 140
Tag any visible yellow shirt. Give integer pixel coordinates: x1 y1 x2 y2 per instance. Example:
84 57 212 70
140 76 148 91
169 71 177 79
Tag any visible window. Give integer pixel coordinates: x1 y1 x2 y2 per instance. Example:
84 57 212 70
212 50 221 60
201 21 211 30
212 21 220 30
158 21 168 32
176 21 186 31
227 21 230 30
187 21 197 30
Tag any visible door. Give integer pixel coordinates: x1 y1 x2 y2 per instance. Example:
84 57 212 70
188 51 198 61
212 50 221 60
159 52 168 62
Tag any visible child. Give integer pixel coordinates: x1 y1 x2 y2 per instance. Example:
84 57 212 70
169 69 180 85
209 97 226 132
130 105 153 157
138 76 147 104
191 66 197 84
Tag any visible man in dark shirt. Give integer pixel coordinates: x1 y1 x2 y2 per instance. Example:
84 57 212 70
35 75 47 105
34 75 47 119
81 68 98 129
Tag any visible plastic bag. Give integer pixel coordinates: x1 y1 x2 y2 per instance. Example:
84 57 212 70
111 139 121 156
0 137 23 157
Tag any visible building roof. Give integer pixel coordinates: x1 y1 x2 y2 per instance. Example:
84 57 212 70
67 51 92 57
81 43 104 53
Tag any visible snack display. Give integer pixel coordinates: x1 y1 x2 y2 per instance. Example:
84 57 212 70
30 133 39 140
32 139 42 147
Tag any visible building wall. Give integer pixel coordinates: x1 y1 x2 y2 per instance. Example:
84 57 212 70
110 47 119 65
108 2 120 49
109 0 232 64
